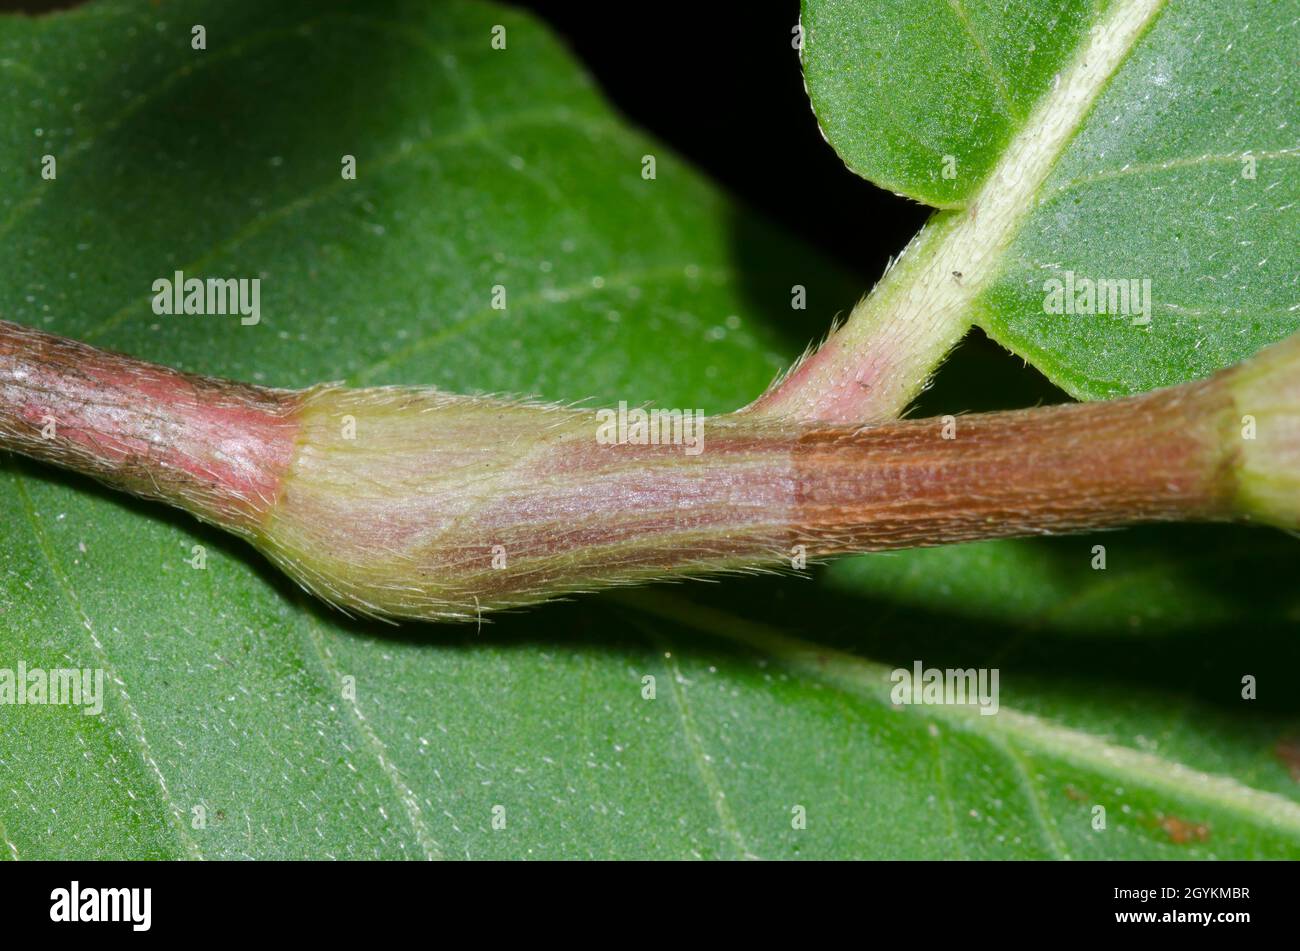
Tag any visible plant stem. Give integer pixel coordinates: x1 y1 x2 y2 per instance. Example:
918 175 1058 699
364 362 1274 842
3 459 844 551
3 318 1282 623
748 0 1167 423
741 213 972 423
0 319 303 537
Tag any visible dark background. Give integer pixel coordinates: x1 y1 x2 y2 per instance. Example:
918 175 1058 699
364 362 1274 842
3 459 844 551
511 1 930 282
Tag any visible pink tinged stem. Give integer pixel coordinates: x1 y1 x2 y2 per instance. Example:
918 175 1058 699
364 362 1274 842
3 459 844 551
0 320 302 536
0 318 1287 624
741 215 973 424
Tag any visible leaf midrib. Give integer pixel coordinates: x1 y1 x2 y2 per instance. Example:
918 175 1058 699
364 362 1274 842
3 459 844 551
616 589 1300 846
806 0 1170 421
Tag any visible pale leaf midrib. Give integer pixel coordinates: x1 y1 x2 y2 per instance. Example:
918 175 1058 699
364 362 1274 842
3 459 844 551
617 590 1300 845
769 0 1169 422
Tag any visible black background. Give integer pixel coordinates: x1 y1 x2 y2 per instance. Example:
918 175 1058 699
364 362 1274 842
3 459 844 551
5 858 1285 935
507 4 1060 409
511 1 931 280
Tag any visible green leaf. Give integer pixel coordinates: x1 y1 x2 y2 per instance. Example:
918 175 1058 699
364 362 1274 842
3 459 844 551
801 0 1105 207
2 0 1299 860
801 0 1299 398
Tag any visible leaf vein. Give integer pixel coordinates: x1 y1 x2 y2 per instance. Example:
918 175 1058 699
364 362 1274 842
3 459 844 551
636 618 757 859
296 607 443 860
8 471 204 860
944 0 1018 121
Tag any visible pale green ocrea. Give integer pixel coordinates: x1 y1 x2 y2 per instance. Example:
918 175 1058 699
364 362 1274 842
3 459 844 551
1226 333 1300 529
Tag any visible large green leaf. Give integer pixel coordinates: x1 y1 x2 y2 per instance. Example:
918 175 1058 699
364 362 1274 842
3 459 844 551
802 0 1299 398
1 0 1298 859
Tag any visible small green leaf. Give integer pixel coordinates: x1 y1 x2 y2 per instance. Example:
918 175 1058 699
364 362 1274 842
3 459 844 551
801 0 1104 206
802 0 1299 396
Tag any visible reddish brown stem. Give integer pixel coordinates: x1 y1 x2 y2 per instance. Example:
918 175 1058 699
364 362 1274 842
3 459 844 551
0 320 302 536
0 318 1267 623
788 381 1236 553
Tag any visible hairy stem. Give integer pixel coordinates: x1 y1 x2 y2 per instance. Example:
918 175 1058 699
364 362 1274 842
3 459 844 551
748 0 1166 423
5 319 1291 624
741 214 972 423
0 320 304 537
